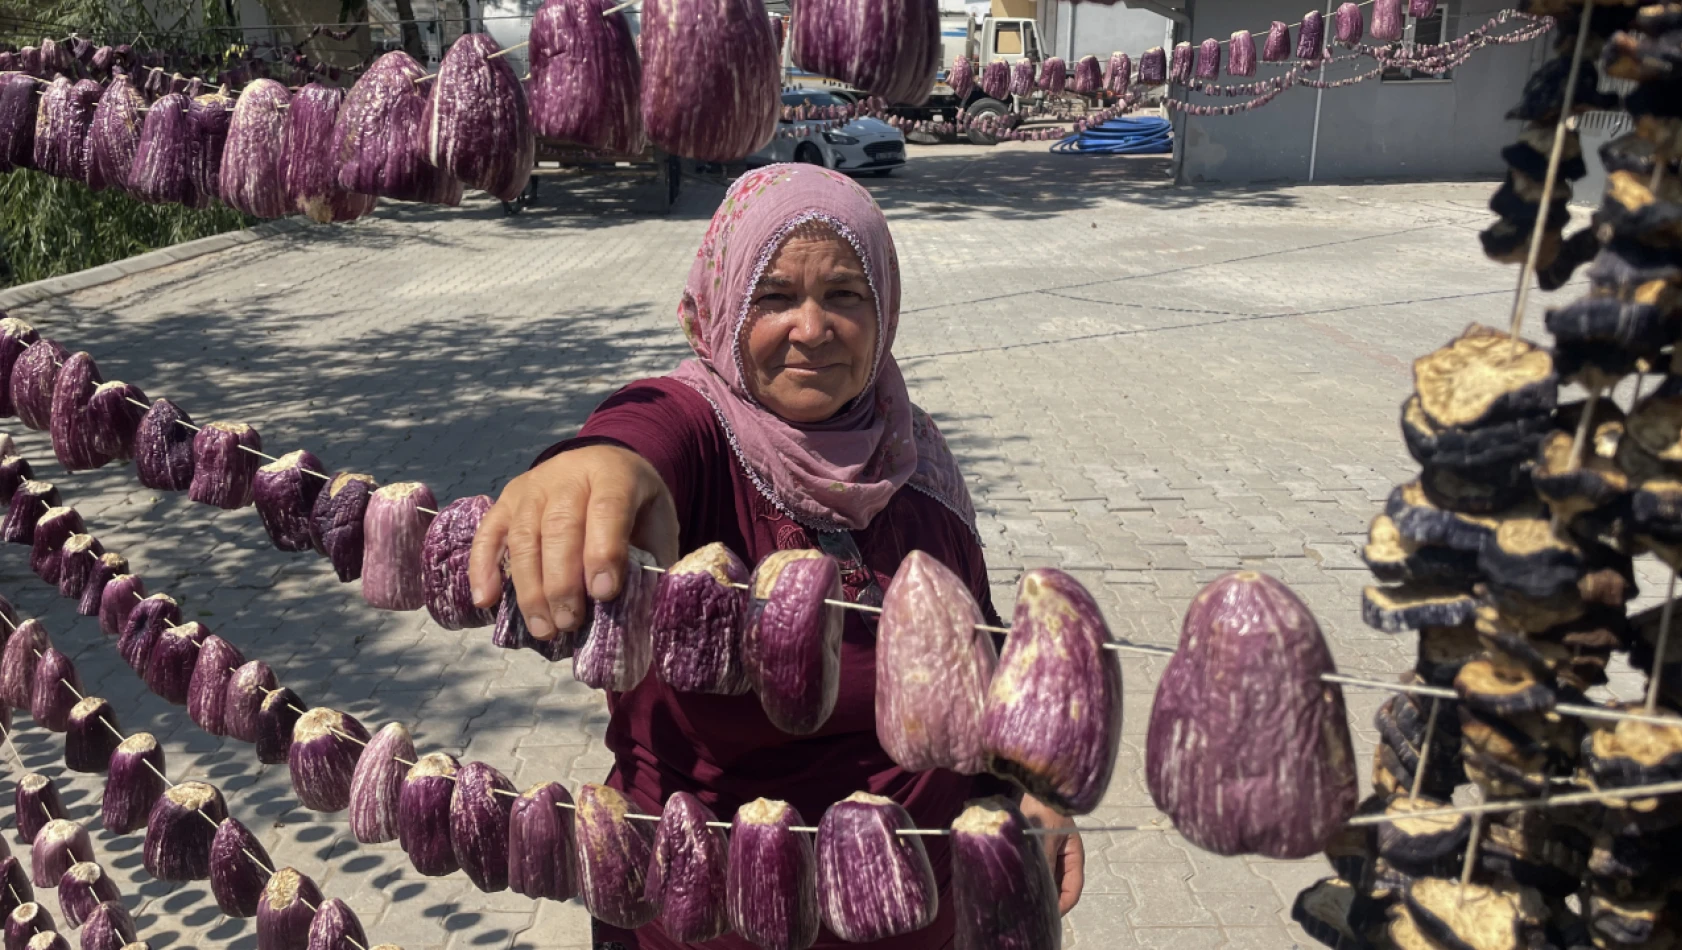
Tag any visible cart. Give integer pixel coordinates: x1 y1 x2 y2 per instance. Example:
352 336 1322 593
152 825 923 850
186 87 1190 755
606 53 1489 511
502 139 683 216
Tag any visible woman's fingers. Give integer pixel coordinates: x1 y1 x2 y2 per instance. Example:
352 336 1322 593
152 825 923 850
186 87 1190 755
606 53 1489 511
629 466 681 569
504 501 556 639
1057 830 1085 914
466 500 512 608
580 473 638 603
538 487 590 634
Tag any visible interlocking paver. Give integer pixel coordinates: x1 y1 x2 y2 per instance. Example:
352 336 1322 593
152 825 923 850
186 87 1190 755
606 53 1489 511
0 141 1621 949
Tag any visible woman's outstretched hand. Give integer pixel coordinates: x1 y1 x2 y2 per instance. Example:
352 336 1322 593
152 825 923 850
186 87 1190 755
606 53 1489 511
467 445 680 641
1021 794 1085 916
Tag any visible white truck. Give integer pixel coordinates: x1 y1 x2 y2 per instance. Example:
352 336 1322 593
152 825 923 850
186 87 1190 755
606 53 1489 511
785 10 1087 146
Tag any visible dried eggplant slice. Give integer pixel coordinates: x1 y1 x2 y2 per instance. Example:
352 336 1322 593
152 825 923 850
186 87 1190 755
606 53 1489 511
1501 124 1587 181
1532 429 1628 521
1584 705 1682 788
1552 341 1642 392
1400 394 1551 472
1291 878 1360 950
1376 797 1470 868
1475 582 1589 635
1489 171 1573 228
1386 903 1440 950
1420 464 1531 516
1477 518 1585 600
1546 295 1676 352
1633 477 1682 543
1416 624 1483 687
1454 658 1557 716
1478 821 1583 898
1364 585 1479 634
1601 170 1682 247
1587 237 1682 299
1405 876 1550 950
1363 515 1481 585
1482 218 1561 267
1413 325 1556 431
1586 891 1667 948
1373 740 1463 803
1387 481 1536 552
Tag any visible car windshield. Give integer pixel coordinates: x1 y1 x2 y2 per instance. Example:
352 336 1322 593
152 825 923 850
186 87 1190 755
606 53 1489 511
782 91 842 108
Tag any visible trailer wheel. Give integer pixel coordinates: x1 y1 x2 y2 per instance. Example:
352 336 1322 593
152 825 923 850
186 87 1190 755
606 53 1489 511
965 98 1007 147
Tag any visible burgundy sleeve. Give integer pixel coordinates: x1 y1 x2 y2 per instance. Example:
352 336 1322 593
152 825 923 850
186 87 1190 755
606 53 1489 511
532 378 719 524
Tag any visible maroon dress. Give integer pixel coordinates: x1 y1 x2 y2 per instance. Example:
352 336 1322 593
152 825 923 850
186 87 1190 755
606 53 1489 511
538 377 1011 950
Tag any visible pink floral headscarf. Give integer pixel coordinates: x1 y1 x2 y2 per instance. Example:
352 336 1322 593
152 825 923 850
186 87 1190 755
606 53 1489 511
670 164 977 535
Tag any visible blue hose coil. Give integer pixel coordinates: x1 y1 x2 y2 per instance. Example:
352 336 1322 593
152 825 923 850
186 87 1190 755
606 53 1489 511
1050 116 1173 155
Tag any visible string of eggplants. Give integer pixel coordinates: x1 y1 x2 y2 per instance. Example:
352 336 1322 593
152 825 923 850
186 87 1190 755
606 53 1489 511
0 727 142 950
0 580 403 950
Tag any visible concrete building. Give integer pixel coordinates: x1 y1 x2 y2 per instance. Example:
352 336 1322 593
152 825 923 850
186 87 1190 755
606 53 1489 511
1038 1 1173 62
1158 0 1552 183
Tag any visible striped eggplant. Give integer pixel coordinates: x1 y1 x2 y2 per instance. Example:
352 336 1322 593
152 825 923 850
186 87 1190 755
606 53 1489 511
816 793 935 941
1410 0 1437 15
652 542 750 694
27 648 79 732
791 0 940 105
420 495 495 630
875 551 996 775
83 73 145 192
307 898 366 950
102 734 166 834
574 547 659 691
54 535 100 599
209 817 271 917
49 352 106 471
423 34 532 202
142 782 227 881
508 782 577 901
129 93 200 207
118 594 178 674
29 507 83 584
348 723 414 844
283 84 374 224
646 792 729 943
30 820 91 888
3 480 58 544
979 60 1010 100
1263 21 1292 61
222 660 278 744
97 574 143 638
0 318 40 417
77 901 133 950
493 575 572 660
0 859 27 923
143 622 211 706
981 569 1122 816
575 784 656 929
743 550 843 735
1105 52 1130 93
64 697 120 772
1039 57 1067 93
187 636 245 737
256 868 322 949
1297 10 1326 60
1008 59 1035 96
0 74 36 173
1169 42 1193 84
640 0 780 161
950 798 1059 950
1335 3 1365 46
398 753 461 877
188 86 233 202
1372 0 1405 41
55 863 117 928
188 422 262 509
1229 31 1257 77
1146 572 1358 858
85 381 147 462
5 904 52 950
0 620 50 712
12 339 67 431
449 761 515 892
76 553 126 618
1071 55 1102 95
289 708 369 813
219 79 292 218
134 399 195 491
1195 39 1221 79
253 450 328 553
1138 47 1166 85
727 799 817 950
527 0 644 154
310 473 377 582
948 55 975 101
332 51 463 206
361 482 436 611
32 77 99 182
0 456 28 508
255 687 305 765
14 773 65 844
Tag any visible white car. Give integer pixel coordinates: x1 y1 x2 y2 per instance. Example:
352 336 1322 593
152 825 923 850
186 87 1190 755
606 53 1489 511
749 90 907 177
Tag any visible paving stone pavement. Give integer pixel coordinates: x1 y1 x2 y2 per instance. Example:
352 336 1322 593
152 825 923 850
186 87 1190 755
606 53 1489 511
0 142 1642 950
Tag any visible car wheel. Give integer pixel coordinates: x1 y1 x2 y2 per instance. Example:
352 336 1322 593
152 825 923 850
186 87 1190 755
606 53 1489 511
795 143 826 167
965 98 1007 147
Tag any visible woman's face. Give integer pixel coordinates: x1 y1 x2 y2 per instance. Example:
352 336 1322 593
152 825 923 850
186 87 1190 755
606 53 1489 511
742 226 878 424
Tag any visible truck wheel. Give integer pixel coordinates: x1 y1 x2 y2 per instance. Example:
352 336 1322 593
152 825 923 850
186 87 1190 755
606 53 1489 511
965 98 1007 147
795 143 826 166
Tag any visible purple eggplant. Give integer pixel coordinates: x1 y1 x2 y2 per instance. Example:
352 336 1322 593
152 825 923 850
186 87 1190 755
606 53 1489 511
134 399 195 491
420 495 495 630
83 72 146 192
422 34 533 202
508 781 577 901
186 635 245 736
282 84 374 224
449 761 515 892
361 482 435 610
646 791 729 943
288 708 369 813
639 0 780 161
791 0 939 105
128 93 199 206
64 697 120 773
253 450 328 553
331 51 462 206
187 422 262 509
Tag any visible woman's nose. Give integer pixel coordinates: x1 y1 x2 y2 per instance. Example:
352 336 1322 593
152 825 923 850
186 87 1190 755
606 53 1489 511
785 297 833 346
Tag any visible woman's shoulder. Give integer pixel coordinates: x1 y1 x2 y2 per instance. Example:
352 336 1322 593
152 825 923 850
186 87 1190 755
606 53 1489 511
581 377 722 445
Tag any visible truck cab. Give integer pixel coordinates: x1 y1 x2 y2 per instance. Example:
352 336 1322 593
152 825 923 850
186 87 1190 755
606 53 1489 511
976 17 1046 67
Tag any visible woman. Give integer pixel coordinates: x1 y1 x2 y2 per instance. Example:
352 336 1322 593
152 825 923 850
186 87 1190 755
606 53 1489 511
468 164 1083 948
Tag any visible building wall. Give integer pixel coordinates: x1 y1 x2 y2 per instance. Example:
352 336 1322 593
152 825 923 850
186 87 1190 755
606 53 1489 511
1041 1 1172 62
1177 0 1549 183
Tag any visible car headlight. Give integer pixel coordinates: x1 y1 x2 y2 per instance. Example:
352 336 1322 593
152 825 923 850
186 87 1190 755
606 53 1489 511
822 132 859 145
